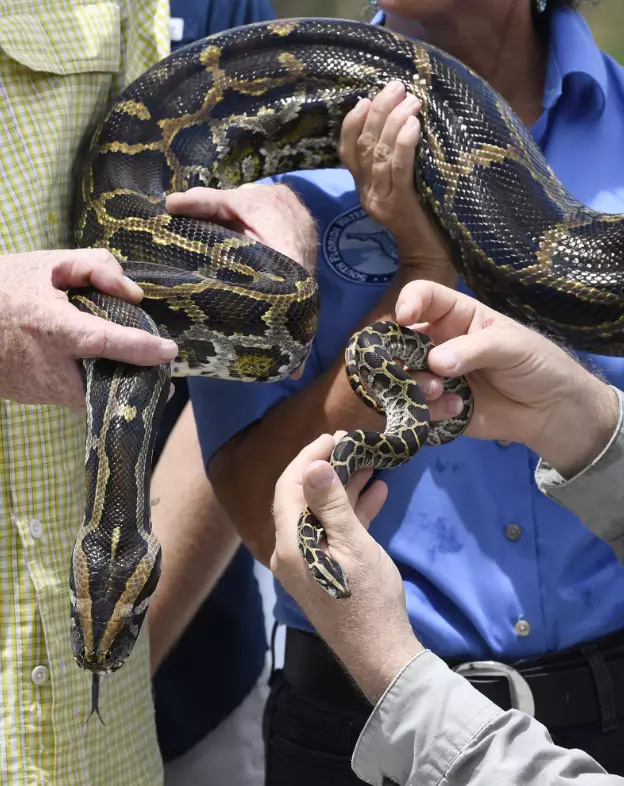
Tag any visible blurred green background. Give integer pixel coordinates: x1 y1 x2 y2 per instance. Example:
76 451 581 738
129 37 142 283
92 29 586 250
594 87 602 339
272 1 624 61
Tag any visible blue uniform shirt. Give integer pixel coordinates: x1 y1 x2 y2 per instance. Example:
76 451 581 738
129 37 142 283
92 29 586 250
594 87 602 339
169 0 274 49
153 0 275 763
190 9 624 661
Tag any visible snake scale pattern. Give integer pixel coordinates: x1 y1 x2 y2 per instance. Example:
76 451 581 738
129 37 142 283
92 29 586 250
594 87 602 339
68 18 624 711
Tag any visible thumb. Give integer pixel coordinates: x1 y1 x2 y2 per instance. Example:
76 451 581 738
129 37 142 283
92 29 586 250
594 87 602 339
67 311 179 366
427 324 527 378
302 461 359 542
166 187 242 225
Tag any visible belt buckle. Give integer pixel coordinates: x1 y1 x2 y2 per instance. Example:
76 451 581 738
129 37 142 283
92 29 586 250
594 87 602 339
453 660 536 717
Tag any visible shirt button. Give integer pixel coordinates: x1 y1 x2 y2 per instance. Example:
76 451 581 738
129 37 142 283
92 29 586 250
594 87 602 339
497 440 512 448
29 519 44 539
514 620 532 637
31 665 50 686
505 523 523 541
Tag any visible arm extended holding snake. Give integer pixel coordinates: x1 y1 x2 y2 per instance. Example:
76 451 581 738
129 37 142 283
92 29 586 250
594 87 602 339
269 281 623 785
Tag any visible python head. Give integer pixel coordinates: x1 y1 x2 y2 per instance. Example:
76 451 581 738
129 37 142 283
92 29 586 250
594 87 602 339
69 527 162 675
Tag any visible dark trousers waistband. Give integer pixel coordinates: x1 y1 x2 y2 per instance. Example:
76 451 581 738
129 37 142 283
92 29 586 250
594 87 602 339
280 626 624 732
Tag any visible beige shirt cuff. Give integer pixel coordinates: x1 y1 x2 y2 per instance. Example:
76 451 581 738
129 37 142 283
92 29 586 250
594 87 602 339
351 651 501 786
534 386 624 562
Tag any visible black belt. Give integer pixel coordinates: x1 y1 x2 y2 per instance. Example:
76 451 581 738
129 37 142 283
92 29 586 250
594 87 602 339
281 627 624 731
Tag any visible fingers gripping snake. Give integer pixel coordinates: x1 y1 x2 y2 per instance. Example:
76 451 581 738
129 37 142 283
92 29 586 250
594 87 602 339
69 18 624 710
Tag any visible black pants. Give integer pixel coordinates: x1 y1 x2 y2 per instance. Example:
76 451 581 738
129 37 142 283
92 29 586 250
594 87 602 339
263 627 624 784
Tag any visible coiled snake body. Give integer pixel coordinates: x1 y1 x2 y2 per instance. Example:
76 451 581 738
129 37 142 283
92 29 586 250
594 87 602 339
69 18 624 711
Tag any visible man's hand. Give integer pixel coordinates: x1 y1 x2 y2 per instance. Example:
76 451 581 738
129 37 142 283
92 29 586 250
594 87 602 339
0 249 179 410
166 183 318 273
271 432 423 705
167 183 318 379
396 280 621 478
339 81 457 287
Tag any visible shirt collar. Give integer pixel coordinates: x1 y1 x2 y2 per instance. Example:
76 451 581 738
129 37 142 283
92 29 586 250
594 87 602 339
370 8 607 116
543 9 607 115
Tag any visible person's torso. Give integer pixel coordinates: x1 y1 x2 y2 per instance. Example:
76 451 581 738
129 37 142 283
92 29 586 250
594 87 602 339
272 11 624 660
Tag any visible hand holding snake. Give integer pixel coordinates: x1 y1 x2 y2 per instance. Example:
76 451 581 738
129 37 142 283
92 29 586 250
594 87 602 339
339 80 457 286
395 280 622 478
0 249 178 409
271 288 622 703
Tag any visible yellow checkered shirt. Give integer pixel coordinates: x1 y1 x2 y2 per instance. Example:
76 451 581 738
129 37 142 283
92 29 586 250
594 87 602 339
0 1 169 783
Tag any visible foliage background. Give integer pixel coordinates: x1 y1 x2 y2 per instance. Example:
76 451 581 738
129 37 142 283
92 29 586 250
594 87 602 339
272 1 624 61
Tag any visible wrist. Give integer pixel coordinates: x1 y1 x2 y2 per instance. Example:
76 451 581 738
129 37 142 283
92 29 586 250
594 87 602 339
396 247 457 288
337 633 424 705
532 377 620 478
326 611 424 705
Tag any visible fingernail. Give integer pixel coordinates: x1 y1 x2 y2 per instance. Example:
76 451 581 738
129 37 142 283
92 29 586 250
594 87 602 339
418 379 434 396
405 116 419 129
160 339 179 361
308 464 336 490
165 192 183 213
395 302 412 324
434 348 460 371
443 395 465 418
123 276 143 296
388 80 404 94
167 383 175 402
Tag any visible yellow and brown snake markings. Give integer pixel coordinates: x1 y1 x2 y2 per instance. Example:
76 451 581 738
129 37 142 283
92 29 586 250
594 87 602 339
298 322 473 597
67 19 624 718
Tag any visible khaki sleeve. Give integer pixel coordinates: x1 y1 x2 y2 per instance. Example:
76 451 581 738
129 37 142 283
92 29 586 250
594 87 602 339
352 651 616 786
535 386 624 565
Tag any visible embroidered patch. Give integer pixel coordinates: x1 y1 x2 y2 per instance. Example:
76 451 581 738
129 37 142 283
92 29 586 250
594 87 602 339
322 206 398 285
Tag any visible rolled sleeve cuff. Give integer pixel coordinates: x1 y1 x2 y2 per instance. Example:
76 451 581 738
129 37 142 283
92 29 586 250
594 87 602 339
352 650 503 786
534 386 624 552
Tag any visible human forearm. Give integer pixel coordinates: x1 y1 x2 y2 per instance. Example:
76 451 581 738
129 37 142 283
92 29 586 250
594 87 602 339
148 400 240 673
394 279 624 563
209 87 460 562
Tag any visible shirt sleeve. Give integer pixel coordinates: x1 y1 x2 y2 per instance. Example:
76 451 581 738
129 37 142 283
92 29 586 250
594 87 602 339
352 651 616 786
534 386 624 565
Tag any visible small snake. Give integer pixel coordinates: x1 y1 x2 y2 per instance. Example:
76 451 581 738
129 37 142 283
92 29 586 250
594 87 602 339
297 321 473 598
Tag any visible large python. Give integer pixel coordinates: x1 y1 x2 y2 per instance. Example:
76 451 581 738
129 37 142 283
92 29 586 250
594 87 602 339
69 18 624 714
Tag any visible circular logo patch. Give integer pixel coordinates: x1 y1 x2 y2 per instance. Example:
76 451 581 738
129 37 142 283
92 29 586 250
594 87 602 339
322 206 398 285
